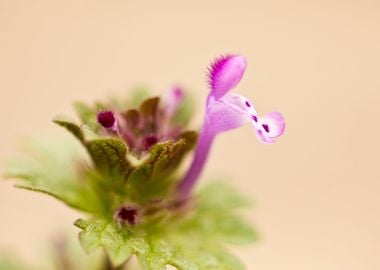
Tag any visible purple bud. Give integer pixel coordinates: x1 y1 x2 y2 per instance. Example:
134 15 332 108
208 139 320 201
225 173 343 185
97 111 116 129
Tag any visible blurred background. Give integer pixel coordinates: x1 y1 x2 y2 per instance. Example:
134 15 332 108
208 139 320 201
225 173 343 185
0 1 379 269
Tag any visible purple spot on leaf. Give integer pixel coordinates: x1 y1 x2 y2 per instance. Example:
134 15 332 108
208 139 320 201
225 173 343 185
245 101 251 107
251 115 258 122
262 124 270 133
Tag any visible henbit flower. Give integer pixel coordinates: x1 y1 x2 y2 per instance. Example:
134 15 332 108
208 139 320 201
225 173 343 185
177 54 285 199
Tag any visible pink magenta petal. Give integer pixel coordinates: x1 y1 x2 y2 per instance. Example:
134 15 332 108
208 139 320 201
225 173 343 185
164 86 184 115
177 54 285 200
256 129 275 144
259 111 285 138
208 55 247 100
205 96 249 134
253 111 285 144
221 93 258 116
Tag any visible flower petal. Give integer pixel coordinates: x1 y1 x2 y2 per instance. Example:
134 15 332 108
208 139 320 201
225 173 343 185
254 112 285 144
221 93 258 116
256 129 275 144
164 86 184 115
208 55 247 100
205 96 249 134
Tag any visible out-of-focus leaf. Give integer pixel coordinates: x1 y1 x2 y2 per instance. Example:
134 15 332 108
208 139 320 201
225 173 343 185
187 181 258 244
4 136 100 213
127 86 151 108
73 101 101 132
53 118 84 142
171 92 194 127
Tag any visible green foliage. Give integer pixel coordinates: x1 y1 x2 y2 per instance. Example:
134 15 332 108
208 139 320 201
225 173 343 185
4 91 257 269
4 136 100 213
128 132 197 204
86 138 132 179
73 101 101 132
75 182 256 269
53 118 85 142
5 120 197 217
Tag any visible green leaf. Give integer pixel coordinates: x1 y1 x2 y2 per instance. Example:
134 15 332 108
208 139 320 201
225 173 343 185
4 136 100 213
85 138 132 179
189 181 258 245
53 118 84 141
74 181 255 269
197 181 252 210
73 101 101 132
75 219 136 267
75 216 248 270
128 133 197 203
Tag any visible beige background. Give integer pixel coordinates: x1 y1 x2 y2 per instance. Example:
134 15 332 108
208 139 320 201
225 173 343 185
1 1 379 269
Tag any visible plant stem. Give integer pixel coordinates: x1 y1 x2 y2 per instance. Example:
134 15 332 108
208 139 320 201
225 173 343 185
177 126 215 199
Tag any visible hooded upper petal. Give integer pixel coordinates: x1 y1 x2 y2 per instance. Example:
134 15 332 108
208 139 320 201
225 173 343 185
208 55 247 100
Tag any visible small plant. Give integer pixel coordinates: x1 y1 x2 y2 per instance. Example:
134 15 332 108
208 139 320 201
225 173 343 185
3 54 285 269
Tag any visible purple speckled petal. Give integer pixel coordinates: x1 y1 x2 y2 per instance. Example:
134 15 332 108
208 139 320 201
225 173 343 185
177 54 285 199
208 55 247 100
253 112 285 144
177 94 252 198
220 93 258 117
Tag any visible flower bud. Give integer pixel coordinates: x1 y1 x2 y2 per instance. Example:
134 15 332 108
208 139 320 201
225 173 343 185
97 111 117 130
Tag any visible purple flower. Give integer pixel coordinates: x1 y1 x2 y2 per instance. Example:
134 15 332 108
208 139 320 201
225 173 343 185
177 54 285 199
